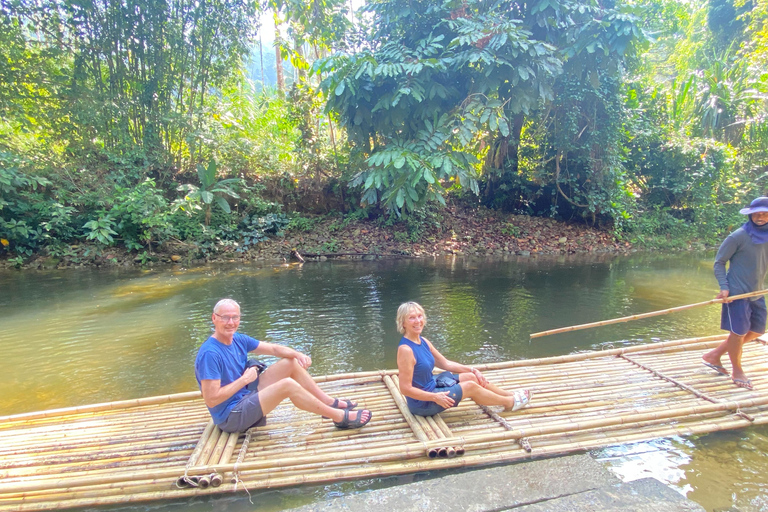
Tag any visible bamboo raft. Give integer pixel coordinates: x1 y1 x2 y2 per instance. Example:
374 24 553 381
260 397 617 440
3 333 768 511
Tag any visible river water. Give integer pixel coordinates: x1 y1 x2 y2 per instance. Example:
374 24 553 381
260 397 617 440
1 252 767 511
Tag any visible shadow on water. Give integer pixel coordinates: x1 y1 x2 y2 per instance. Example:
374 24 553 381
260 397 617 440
1 251 766 511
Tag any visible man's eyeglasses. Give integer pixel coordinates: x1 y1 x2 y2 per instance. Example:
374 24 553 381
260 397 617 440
214 314 240 322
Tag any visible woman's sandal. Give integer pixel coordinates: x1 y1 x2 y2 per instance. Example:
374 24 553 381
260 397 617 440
509 389 532 412
333 409 372 429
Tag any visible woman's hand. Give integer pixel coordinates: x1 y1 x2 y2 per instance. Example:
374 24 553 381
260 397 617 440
471 367 488 387
433 391 455 408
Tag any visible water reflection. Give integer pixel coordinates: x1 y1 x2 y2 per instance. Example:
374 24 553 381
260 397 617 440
0 252 763 511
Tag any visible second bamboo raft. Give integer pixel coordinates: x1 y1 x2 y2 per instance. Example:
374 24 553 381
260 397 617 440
1 333 767 511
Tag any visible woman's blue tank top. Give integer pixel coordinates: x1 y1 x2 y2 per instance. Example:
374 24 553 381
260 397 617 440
399 336 436 410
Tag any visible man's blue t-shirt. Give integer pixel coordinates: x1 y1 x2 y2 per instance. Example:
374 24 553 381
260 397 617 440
195 333 259 424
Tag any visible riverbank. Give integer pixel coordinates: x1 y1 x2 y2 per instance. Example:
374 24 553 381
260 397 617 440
3 202 705 270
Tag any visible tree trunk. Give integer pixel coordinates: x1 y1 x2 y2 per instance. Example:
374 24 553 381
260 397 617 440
295 41 306 81
484 113 526 199
507 113 525 175
274 16 284 95
259 32 265 89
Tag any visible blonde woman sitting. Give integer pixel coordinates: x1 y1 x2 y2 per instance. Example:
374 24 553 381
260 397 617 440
396 301 532 416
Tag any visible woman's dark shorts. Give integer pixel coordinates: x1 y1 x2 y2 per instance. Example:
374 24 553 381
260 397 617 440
410 371 463 417
721 297 767 336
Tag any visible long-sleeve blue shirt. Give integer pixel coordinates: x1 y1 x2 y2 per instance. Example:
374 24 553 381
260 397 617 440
714 227 768 299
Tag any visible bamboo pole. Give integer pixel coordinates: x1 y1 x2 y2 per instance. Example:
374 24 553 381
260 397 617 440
530 290 768 339
0 409 209 437
213 432 240 486
381 375 437 457
175 421 216 488
390 374 460 458
424 415 455 457
271 332 724 381
0 392 202 424
0 429 202 458
0 427 201 451
0 455 192 483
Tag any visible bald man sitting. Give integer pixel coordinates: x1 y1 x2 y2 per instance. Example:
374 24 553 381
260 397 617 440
194 299 372 432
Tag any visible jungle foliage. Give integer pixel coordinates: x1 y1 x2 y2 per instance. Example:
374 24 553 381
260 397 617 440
317 0 642 223
0 0 767 261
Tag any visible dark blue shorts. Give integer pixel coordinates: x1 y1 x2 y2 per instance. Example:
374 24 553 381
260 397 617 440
217 391 265 433
721 297 767 336
217 371 267 433
409 372 464 417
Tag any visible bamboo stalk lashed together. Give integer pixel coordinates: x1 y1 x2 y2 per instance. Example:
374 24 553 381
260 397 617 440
2 335 768 511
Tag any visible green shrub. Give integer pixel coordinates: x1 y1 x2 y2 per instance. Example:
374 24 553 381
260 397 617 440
109 178 173 251
234 181 283 217
0 152 72 255
500 223 521 237
83 215 118 246
286 215 317 233
238 213 289 252
328 208 370 232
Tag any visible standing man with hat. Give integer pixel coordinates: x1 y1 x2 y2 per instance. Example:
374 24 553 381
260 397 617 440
702 197 768 389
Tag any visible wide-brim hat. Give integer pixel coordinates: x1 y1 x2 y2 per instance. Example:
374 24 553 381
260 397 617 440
740 197 768 215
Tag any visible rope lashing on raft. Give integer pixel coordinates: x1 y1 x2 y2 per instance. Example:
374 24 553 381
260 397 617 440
479 405 532 453
618 353 755 422
232 429 254 503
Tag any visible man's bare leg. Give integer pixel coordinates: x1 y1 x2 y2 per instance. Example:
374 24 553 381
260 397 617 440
257 358 356 409
256 378 370 424
704 331 762 385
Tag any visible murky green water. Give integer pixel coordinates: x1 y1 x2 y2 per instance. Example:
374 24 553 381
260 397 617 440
1 252 766 511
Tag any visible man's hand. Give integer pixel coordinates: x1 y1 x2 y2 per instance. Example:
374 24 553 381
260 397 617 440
716 289 730 300
242 366 259 384
295 353 312 369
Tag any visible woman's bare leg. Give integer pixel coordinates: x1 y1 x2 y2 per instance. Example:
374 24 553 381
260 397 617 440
459 372 515 396
459 380 520 408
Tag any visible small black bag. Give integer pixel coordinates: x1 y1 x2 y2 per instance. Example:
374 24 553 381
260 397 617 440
434 371 458 388
245 358 268 373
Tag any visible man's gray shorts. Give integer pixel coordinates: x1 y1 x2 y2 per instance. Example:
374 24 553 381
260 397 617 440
217 379 266 433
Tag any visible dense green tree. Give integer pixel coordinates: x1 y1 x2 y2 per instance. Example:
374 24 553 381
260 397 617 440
317 0 642 218
708 0 750 47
